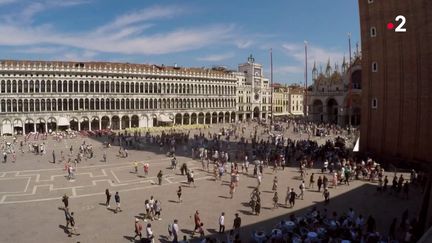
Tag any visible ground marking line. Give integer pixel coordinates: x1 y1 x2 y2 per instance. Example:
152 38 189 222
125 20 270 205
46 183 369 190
0 177 32 194
1 157 173 174
110 170 121 184
0 175 213 205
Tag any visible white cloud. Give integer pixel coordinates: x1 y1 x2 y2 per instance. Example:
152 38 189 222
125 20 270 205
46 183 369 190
0 4 240 57
3 0 90 24
197 52 235 62
95 5 182 34
0 22 236 55
20 2 45 23
235 40 252 49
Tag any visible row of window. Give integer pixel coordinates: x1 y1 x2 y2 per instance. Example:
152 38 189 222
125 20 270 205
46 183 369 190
0 98 236 113
0 71 233 83
0 80 236 95
368 0 379 110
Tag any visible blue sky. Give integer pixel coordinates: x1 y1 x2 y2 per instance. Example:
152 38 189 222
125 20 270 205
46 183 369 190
0 0 360 84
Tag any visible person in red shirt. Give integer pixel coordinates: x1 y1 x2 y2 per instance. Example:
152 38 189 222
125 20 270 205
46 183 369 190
133 218 143 241
192 210 201 236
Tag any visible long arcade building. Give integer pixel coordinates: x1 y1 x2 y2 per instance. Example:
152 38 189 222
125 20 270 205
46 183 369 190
0 60 237 135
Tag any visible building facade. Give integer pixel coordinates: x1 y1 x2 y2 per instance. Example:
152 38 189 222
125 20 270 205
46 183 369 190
358 0 432 163
308 57 362 127
271 84 290 116
288 85 305 116
235 55 272 121
0 60 237 134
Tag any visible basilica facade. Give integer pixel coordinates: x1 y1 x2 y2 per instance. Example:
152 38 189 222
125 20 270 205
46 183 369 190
308 56 362 127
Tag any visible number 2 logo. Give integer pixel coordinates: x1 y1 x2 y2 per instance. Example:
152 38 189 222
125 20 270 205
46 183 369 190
395 15 406 32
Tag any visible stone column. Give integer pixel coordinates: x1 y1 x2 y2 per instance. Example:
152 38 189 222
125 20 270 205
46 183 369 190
119 118 122 130
129 117 131 128
99 118 102 130
78 121 81 131
44 123 48 133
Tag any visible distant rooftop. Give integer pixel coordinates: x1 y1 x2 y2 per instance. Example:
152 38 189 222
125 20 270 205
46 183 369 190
0 59 234 76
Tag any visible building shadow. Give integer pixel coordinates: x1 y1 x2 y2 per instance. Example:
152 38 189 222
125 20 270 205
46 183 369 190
199 183 422 242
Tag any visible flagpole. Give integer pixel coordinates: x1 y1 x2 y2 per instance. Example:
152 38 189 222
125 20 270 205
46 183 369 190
304 41 308 121
348 33 352 128
270 48 274 127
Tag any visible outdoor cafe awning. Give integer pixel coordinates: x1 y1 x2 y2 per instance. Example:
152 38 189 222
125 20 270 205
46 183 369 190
157 114 173 123
58 117 69 126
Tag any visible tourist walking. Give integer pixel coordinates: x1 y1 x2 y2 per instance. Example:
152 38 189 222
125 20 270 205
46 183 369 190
172 219 180 243
105 189 111 208
309 173 315 189
114 192 121 213
323 175 329 189
192 210 201 236
189 170 195 187
64 207 71 229
177 186 182 203
219 212 225 233
272 176 278 191
288 188 297 208
323 188 330 204
134 162 139 174
146 223 155 243
68 212 79 237
143 163 149 177
62 194 69 209
157 170 163 185
133 218 143 241
171 157 177 171
257 172 262 187
255 197 261 215
233 213 241 235
317 176 323 192
154 200 162 220
298 181 305 200
272 191 279 209
285 186 291 206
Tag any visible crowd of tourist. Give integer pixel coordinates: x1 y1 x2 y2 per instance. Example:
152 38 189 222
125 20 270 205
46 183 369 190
0 118 427 242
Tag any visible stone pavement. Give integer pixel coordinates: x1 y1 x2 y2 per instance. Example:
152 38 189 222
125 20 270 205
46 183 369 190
0 126 420 243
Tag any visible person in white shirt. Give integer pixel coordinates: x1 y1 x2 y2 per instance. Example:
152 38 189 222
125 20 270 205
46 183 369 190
323 160 329 172
219 212 225 233
172 219 180 242
146 223 154 243
257 172 262 187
